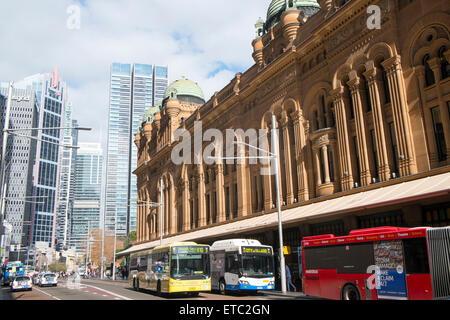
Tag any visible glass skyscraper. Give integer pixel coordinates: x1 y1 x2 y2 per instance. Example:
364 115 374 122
105 63 168 236
0 86 39 260
16 68 67 249
70 143 102 253
55 102 79 250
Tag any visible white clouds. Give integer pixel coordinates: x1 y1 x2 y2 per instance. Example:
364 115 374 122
0 0 269 146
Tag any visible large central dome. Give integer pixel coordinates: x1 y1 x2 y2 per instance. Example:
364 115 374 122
266 0 321 30
164 77 205 105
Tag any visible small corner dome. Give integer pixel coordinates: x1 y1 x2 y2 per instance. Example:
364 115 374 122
163 77 205 105
140 105 161 128
266 0 320 29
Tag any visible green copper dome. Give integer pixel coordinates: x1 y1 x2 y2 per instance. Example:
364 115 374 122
140 101 162 130
266 0 321 30
164 77 205 103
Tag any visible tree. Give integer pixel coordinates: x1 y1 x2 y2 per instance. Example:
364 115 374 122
48 263 67 273
117 231 136 253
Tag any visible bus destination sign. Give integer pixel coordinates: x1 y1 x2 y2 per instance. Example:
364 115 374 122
242 246 272 255
173 246 209 255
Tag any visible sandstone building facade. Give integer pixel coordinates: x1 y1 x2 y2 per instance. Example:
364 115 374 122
128 0 450 282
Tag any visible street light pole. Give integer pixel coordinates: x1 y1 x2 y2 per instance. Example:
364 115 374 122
160 178 163 246
206 114 287 293
271 114 287 294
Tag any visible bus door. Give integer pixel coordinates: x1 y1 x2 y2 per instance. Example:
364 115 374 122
373 240 408 300
225 252 240 289
297 246 302 291
211 251 225 290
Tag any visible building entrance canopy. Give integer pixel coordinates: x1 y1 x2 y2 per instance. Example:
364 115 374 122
118 171 450 257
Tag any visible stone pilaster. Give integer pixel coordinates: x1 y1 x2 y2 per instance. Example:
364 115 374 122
382 55 417 176
348 72 372 186
331 85 354 191
364 62 391 181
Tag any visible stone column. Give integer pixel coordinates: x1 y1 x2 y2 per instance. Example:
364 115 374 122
428 57 450 163
261 128 273 210
331 85 354 191
145 189 150 241
281 112 294 204
197 166 206 227
364 62 391 181
348 72 372 186
382 55 417 176
169 182 176 235
314 148 322 186
182 180 190 232
322 145 331 183
157 184 162 239
215 165 226 222
291 110 309 201
237 148 249 217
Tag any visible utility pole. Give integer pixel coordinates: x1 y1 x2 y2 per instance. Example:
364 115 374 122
160 178 163 246
271 114 287 294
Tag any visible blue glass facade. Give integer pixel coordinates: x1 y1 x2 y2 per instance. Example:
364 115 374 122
16 72 66 248
105 63 168 236
70 143 102 253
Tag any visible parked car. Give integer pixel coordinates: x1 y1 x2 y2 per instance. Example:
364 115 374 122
33 273 43 285
11 275 32 292
39 273 58 287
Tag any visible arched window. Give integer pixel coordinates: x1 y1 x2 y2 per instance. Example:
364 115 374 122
314 110 320 130
423 54 436 87
381 67 391 103
438 46 450 80
321 95 328 128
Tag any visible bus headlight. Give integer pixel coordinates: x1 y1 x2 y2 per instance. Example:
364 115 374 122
269 281 275 285
239 280 249 285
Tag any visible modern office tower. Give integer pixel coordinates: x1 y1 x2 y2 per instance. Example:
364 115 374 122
0 86 39 261
55 102 79 251
70 143 102 254
105 63 168 236
16 67 67 249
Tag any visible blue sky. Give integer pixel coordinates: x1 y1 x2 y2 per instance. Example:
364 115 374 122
0 0 268 148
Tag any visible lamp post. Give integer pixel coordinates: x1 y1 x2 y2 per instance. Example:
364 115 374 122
208 114 287 293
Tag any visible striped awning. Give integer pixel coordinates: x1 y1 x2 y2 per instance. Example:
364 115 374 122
117 171 450 257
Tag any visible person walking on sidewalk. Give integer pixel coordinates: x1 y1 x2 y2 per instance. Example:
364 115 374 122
286 264 296 292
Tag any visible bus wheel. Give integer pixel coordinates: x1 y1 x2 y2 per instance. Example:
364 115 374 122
189 292 199 297
219 279 227 295
342 284 360 301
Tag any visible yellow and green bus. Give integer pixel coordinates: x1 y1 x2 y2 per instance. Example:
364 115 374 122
129 242 211 296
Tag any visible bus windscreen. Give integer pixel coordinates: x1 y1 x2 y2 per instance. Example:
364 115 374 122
170 246 210 280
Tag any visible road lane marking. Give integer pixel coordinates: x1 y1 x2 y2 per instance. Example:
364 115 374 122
33 287 61 300
80 283 132 300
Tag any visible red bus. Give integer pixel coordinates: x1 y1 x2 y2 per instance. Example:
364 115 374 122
301 226 450 300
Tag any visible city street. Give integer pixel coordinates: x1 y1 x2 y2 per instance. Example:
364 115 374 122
0 279 312 301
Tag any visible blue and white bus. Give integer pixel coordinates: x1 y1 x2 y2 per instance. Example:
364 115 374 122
210 239 275 294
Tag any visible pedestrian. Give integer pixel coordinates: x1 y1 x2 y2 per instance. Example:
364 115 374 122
286 264 296 292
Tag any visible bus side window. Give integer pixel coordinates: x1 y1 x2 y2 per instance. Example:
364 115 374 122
163 253 169 272
226 253 240 274
403 238 430 274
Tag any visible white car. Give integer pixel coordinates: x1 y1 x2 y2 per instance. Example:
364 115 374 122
11 275 32 292
39 273 58 287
